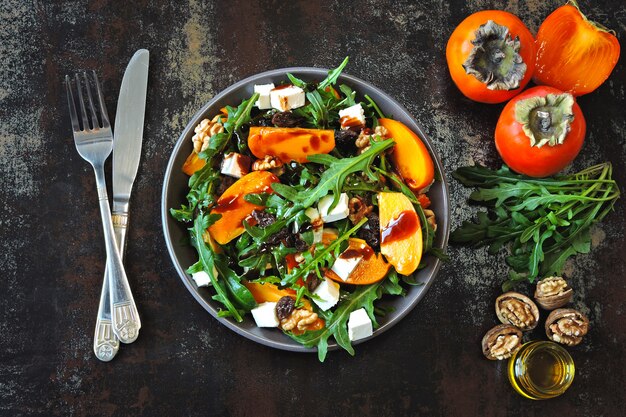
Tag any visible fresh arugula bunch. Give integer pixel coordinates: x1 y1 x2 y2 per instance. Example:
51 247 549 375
451 163 620 290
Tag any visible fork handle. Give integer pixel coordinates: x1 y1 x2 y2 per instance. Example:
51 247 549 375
93 166 141 344
94 276 118 361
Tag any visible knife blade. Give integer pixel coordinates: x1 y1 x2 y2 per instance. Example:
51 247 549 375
113 48 149 210
94 49 149 361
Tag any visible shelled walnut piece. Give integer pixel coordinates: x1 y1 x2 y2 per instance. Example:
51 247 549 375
252 155 284 173
534 276 573 310
192 115 224 153
545 308 589 346
482 324 523 360
355 125 389 153
280 308 319 331
495 292 539 331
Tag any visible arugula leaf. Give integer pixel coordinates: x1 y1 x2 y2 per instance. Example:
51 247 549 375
286 73 308 89
170 204 194 222
381 269 405 297
318 56 349 90
364 94 386 119
215 259 257 310
190 214 243 322
223 93 259 135
223 93 259 152
272 139 395 209
338 84 356 107
305 90 330 128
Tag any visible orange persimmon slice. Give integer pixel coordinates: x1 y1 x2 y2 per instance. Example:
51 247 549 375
182 151 207 176
534 3 620 96
208 171 279 245
248 126 335 163
379 118 435 193
378 192 422 276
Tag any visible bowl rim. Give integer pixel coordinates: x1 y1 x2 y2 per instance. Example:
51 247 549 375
161 66 450 352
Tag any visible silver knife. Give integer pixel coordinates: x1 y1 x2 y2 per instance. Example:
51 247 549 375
94 49 149 361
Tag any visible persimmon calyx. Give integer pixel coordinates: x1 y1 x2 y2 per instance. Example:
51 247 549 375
514 93 575 148
462 20 527 91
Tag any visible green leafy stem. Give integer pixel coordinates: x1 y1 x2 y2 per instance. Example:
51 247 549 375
451 163 620 289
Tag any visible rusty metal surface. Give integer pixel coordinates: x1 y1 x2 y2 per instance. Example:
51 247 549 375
1 0 625 416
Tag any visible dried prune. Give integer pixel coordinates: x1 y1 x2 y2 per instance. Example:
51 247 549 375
251 209 276 228
357 212 380 249
334 129 358 152
305 272 321 292
276 296 295 320
271 111 304 128
216 175 236 196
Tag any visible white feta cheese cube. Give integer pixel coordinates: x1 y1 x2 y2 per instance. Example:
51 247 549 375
254 83 275 109
191 266 218 287
312 277 340 311
330 251 363 281
348 308 373 341
338 103 366 129
191 271 211 287
250 302 280 327
270 85 305 111
220 152 251 178
318 193 350 223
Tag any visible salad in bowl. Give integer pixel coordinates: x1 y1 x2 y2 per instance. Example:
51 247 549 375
166 58 448 361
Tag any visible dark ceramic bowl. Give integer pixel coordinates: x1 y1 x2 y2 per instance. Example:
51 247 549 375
162 68 450 352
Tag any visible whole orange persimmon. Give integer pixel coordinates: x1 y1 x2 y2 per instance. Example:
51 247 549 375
495 86 586 177
446 10 536 103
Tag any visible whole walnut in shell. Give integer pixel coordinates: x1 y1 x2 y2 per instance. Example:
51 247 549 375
495 292 539 331
534 276 573 310
545 308 589 346
482 324 523 360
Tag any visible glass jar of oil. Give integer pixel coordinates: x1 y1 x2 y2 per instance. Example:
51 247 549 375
508 341 575 400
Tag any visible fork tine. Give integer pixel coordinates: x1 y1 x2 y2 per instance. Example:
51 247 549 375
65 75 81 132
92 71 110 128
83 71 100 129
75 74 90 131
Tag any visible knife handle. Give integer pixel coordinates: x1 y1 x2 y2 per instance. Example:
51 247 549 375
94 274 119 361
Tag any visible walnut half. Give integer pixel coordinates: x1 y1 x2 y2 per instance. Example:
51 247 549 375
495 292 540 331
545 308 589 346
482 324 523 360
252 155 284 173
280 308 318 331
355 125 389 153
534 276 573 310
192 116 224 153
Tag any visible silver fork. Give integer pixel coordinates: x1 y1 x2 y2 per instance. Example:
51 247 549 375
65 72 141 355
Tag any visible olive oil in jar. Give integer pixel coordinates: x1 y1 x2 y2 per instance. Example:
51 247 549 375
508 341 575 400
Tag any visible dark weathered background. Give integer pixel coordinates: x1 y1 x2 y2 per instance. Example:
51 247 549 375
1 0 625 416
